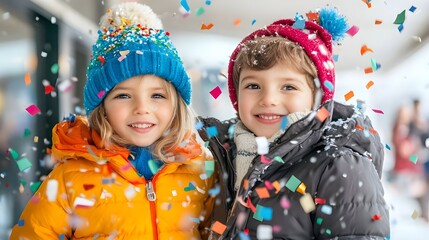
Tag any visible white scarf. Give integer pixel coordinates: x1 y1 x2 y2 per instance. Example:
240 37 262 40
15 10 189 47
233 111 311 190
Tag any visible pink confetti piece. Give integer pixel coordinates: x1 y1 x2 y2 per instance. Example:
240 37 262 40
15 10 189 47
97 90 106 99
209 86 222 99
346 25 360 37
25 104 41 116
372 108 384 114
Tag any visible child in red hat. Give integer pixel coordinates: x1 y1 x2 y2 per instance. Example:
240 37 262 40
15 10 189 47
199 7 389 239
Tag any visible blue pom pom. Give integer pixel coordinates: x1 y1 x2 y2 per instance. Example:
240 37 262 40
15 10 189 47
318 7 349 43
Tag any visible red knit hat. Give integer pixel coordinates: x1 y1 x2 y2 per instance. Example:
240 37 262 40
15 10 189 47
228 8 348 111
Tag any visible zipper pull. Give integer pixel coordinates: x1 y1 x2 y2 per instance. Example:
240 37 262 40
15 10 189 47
146 181 156 201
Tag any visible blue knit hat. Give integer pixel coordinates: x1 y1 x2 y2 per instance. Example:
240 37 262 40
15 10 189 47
84 2 191 115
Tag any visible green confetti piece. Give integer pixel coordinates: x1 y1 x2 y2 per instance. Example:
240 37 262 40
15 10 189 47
195 7 205 16
371 58 377 71
23 128 31 137
205 160 215 177
316 217 323 225
286 175 301 192
51 63 59 74
148 159 160 174
20 179 27 186
273 156 284 163
393 10 405 24
325 229 331 235
30 181 42 193
16 158 32 172
410 155 418 164
8 148 19 160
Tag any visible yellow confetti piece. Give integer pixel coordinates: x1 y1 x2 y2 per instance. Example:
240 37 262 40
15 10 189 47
411 209 420 219
34 136 39 143
296 182 307 195
344 91 354 101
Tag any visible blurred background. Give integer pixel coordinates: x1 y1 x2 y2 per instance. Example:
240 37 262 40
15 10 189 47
0 0 429 239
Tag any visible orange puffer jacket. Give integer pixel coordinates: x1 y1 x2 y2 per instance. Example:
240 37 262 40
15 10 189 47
10 117 216 240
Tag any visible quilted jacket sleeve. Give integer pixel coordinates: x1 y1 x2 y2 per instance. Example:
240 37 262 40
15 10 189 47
313 148 390 239
10 163 72 240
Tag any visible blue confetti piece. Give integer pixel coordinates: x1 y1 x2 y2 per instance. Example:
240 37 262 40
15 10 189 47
398 24 404 32
205 0 211 6
251 19 256 25
180 0 190 12
385 144 391 150
238 232 251 240
208 185 220 197
59 234 65 240
292 18 305 29
195 121 203 130
333 54 339 62
363 129 370 138
280 116 288 129
324 81 334 92
206 126 218 138
18 219 24 226
254 204 273 221
321 205 333 215
409 6 417 12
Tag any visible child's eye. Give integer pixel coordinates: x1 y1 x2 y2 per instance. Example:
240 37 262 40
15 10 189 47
282 85 297 91
114 93 130 99
244 84 260 89
152 93 166 99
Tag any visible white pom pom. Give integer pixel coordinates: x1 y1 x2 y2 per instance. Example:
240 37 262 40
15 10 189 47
99 2 163 30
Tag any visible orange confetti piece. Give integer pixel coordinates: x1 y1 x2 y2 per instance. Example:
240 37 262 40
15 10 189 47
344 91 355 101
362 0 372 8
364 67 373 74
306 11 319 23
360 45 374 55
375 19 383 24
211 221 227 235
243 179 249 190
272 181 282 193
369 128 378 135
366 80 374 89
355 125 364 131
316 106 330 122
233 19 241 26
201 23 214 30
255 187 270 198
25 72 31 85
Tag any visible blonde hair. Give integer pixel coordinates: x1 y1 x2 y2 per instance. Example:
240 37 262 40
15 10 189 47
233 36 318 99
88 78 199 163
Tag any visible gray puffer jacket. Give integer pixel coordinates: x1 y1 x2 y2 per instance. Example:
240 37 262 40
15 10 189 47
200 101 390 240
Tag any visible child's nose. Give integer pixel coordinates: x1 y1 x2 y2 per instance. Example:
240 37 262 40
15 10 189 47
259 90 280 107
133 99 151 114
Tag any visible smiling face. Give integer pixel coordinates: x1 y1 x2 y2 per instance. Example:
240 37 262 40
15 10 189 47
103 75 175 147
237 62 314 138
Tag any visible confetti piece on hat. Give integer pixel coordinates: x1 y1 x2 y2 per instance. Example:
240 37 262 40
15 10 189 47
375 19 383 24
292 18 305 29
257 225 273 239
195 7 205 16
360 45 374 55
97 90 106 99
211 221 227 235
306 11 319 22
409 6 417 13
321 205 333 215
209 86 222 99
233 19 241 26
180 0 190 12
254 204 273 221
251 19 256 25
206 126 218 138
346 25 359 37
255 137 269 155
255 187 270 198
24 72 31 85
286 175 301 192
324 81 334 92
300 193 316 213
410 155 418 164
201 23 214 30
50 63 59 74
316 107 330 122
16 158 32 172
25 104 41 116
385 144 391 150
366 81 374 89
372 108 384 114
344 91 354 101
394 10 406 24
46 179 58 202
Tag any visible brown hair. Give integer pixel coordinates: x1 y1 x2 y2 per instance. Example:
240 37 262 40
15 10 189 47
88 77 200 163
232 36 317 99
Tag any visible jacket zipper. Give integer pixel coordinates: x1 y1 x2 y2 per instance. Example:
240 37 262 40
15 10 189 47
145 166 165 240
